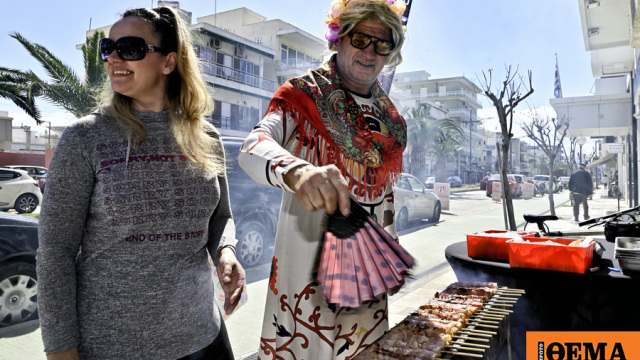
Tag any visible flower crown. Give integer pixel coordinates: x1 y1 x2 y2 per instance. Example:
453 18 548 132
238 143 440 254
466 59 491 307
325 0 407 42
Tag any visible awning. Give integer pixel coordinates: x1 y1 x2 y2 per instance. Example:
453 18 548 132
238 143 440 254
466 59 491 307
587 153 617 169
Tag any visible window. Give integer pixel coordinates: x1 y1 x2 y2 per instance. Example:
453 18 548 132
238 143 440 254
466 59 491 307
406 176 425 193
397 177 411 190
280 44 320 69
0 170 18 181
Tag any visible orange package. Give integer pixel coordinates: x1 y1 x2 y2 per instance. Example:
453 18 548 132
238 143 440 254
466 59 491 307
466 230 536 261
507 237 594 274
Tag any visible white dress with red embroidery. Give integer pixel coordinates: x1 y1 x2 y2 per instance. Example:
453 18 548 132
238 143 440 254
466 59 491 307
238 93 399 360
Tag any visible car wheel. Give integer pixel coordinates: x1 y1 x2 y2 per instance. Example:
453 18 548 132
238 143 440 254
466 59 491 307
14 194 38 214
396 207 409 231
428 202 441 223
0 262 38 327
236 221 268 268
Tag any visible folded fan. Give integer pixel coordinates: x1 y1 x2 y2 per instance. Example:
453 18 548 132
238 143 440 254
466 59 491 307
316 199 414 307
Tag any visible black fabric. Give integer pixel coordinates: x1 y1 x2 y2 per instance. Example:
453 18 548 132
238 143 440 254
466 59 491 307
568 168 593 195
177 322 234 360
572 193 589 221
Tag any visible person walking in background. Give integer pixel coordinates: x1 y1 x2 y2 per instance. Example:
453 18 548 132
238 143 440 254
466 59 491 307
238 0 407 358
481 171 491 190
569 163 594 222
36 6 244 359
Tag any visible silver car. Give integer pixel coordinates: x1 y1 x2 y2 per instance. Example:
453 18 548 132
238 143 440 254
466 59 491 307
394 173 441 230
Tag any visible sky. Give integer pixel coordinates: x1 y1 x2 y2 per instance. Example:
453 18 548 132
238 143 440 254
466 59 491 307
0 0 595 140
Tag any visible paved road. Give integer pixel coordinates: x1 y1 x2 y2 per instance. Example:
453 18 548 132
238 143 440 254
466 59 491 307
0 190 571 359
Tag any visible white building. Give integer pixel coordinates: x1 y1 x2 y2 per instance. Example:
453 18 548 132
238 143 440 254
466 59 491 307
88 2 326 138
391 71 486 181
551 0 639 206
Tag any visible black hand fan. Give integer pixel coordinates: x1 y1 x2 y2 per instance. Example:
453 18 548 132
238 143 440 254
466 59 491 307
315 199 414 307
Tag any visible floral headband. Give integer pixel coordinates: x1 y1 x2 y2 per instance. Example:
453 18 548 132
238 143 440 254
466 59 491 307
325 0 407 42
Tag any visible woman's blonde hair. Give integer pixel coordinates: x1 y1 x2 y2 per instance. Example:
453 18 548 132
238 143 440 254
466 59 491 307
100 6 224 173
328 0 405 67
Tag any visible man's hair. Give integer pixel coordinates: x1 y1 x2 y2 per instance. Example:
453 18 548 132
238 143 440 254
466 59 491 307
327 0 405 67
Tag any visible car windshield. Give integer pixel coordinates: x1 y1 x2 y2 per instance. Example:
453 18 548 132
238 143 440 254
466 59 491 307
533 176 548 181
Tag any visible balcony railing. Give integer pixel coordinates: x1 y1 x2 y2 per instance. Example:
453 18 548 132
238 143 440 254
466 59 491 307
277 59 321 71
201 61 276 91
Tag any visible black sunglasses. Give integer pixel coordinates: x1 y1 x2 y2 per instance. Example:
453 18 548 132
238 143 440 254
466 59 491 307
347 31 395 56
99 36 164 62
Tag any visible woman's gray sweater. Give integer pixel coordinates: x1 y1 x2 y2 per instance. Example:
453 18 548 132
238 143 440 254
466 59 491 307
36 111 236 359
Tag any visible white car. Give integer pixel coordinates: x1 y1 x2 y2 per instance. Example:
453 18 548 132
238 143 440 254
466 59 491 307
532 175 561 193
425 176 435 189
394 173 441 230
0 168 42 213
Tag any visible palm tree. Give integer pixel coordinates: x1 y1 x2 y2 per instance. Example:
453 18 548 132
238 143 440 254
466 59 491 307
430 125 464 183
0 31 106 124
403 105 463 182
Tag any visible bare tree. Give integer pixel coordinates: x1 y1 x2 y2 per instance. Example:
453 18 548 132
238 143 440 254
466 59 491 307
563 137 579 172
522 112 570 216
479 66 534 230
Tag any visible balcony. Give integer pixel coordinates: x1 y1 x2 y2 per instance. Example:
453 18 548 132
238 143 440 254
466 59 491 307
201 61 276 92
276 59 322 80
403 89 482 109
277 59 321 72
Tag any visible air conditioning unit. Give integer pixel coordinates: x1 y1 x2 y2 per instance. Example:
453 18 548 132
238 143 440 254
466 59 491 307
235 46 246 58
209 38 221 49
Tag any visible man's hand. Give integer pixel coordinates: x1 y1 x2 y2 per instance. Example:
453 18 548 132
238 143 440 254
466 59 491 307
283 164 351 216
216 248 246 315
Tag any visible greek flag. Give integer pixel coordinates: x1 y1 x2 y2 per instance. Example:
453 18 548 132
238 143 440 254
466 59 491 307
554 56 563 98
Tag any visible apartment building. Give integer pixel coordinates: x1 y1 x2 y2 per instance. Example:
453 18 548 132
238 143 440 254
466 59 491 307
392 70 486 182
88 2 326 138
194 7 325 137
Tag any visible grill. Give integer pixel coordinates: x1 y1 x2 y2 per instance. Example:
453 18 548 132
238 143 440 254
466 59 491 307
354 282 524 360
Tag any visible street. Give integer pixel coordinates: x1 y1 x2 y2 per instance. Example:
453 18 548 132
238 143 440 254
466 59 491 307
0 190 571 359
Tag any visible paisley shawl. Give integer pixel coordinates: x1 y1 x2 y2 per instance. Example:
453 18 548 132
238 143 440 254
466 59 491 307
267 54 406 200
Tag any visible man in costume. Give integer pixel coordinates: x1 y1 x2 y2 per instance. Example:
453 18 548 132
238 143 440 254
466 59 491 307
238 0 407 358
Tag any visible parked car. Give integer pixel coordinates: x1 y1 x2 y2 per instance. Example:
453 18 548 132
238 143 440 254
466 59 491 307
486 174 519 198
3 166 47 182
533 175 561 193
511 174 526 198
425 176 435 189
558 176 570 189
394 173 441 230
0 168 42 213
222 136 282 268
0 211 39 327
447 176 463 188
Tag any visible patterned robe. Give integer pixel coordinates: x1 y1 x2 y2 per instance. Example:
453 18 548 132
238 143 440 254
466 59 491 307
238 56 406 360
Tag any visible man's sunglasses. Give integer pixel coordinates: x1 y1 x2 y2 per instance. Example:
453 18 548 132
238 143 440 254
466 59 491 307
99 36 165 62
347 32 395 56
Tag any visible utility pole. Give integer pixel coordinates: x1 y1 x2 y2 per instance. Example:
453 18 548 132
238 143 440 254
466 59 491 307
460 109 482 184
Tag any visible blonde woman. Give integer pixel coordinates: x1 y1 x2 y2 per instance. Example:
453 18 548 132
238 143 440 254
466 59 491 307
36 7 244 360
239 0 407 358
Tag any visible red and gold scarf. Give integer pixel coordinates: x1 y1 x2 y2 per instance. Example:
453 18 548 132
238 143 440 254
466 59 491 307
267 55 406 200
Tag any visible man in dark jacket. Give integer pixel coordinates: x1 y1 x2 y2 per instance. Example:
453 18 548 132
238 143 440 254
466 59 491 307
569 163 594 222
